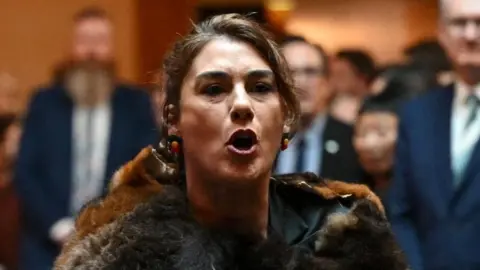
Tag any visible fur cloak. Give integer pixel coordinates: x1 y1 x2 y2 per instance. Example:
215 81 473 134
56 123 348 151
54 146 408 270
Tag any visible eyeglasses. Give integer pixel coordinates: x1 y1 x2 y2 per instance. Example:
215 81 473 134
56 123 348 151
447 18 480 38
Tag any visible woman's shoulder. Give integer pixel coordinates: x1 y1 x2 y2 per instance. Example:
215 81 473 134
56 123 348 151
54 147 396 269
267 173 408 270
54 147 185 269
55 183 213 269
270 172 384 213
268 172 385 249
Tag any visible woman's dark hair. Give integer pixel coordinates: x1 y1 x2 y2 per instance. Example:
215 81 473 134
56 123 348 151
359 64 432 116
161 13 300 135
404 39 452 73
359 85 405 116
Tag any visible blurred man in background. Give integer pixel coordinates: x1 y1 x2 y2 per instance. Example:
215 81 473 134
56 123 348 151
14 7 157 270
275 36 363 182
389 0 480 269
329 49 376 124
0 115 21 270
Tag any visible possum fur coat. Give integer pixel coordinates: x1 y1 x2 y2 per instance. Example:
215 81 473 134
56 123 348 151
54 146 409 270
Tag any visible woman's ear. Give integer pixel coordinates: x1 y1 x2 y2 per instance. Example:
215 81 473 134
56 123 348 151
164 104 181 137
283 124 293 139
167 125 181 137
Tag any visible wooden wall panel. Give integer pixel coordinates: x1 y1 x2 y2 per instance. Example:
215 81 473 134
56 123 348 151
404 0 439 46
0 0 138 102
285 0 438 64
0 0 440 104
136 0 196 86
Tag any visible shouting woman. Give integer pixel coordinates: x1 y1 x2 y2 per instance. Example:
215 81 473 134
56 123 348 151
55 14 408 270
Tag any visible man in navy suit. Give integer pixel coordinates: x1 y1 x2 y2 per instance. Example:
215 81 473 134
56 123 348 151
13 7 158 270
388 1 480 269
275 36 363 182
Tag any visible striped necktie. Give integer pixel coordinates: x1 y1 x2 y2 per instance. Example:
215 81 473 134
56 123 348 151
465 94 480 130
453 93 480 187
295 136 306 172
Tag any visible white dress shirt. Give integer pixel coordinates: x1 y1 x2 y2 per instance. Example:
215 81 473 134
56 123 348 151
451 81 480 186
50 103 111 242
71 103 111 213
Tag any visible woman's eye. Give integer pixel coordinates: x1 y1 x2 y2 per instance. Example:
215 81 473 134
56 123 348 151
203 84 224 96
252 82 273 93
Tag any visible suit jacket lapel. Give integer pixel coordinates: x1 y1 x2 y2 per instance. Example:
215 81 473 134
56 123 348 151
56 87 74 208
105 88 126 188
432 87 455 203
455 129 480 197
435 87 456 202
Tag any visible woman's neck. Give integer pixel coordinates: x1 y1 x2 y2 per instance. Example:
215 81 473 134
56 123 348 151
185 170 270 239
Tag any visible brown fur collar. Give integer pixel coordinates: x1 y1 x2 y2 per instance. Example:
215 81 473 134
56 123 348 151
54 146 406 270
73 146 384 242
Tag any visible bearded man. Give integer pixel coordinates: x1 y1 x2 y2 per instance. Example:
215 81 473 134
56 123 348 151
13 7 157 270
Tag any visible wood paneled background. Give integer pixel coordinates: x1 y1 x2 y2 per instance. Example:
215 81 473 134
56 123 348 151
0 0 438 106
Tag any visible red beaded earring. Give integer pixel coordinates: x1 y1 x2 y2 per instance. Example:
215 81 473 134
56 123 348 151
281 133 289 151
168 135 182 154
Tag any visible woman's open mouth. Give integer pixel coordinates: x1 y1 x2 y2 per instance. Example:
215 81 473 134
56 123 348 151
226 129 258 156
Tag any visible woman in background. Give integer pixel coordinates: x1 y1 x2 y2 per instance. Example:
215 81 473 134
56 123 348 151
353 89 400 201
354 64 429 202
0 114 22 270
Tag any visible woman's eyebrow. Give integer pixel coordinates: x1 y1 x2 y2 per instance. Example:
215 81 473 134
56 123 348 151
245 69 274 80
195 71 230 81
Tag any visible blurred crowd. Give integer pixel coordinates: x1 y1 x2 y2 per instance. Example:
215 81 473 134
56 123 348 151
1 1 479 269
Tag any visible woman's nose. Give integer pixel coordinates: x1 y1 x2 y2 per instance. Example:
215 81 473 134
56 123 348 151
230 86 254 123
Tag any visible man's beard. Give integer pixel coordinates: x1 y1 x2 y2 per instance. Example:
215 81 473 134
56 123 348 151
57 59 115 107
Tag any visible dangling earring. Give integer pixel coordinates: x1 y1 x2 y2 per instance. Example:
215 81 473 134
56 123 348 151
280 133 289 151
168 135 182 155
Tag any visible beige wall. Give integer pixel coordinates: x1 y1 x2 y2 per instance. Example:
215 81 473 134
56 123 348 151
0 0 437 105
197 0 439 64
136 0 195 85
0 0 138 102
285 0 438 64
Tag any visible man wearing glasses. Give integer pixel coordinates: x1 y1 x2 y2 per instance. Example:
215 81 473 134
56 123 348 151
275 36 363 183
389 0 480 269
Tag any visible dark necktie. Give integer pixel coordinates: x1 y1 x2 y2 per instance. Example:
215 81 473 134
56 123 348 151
465 94 480 130
295 137 306 173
